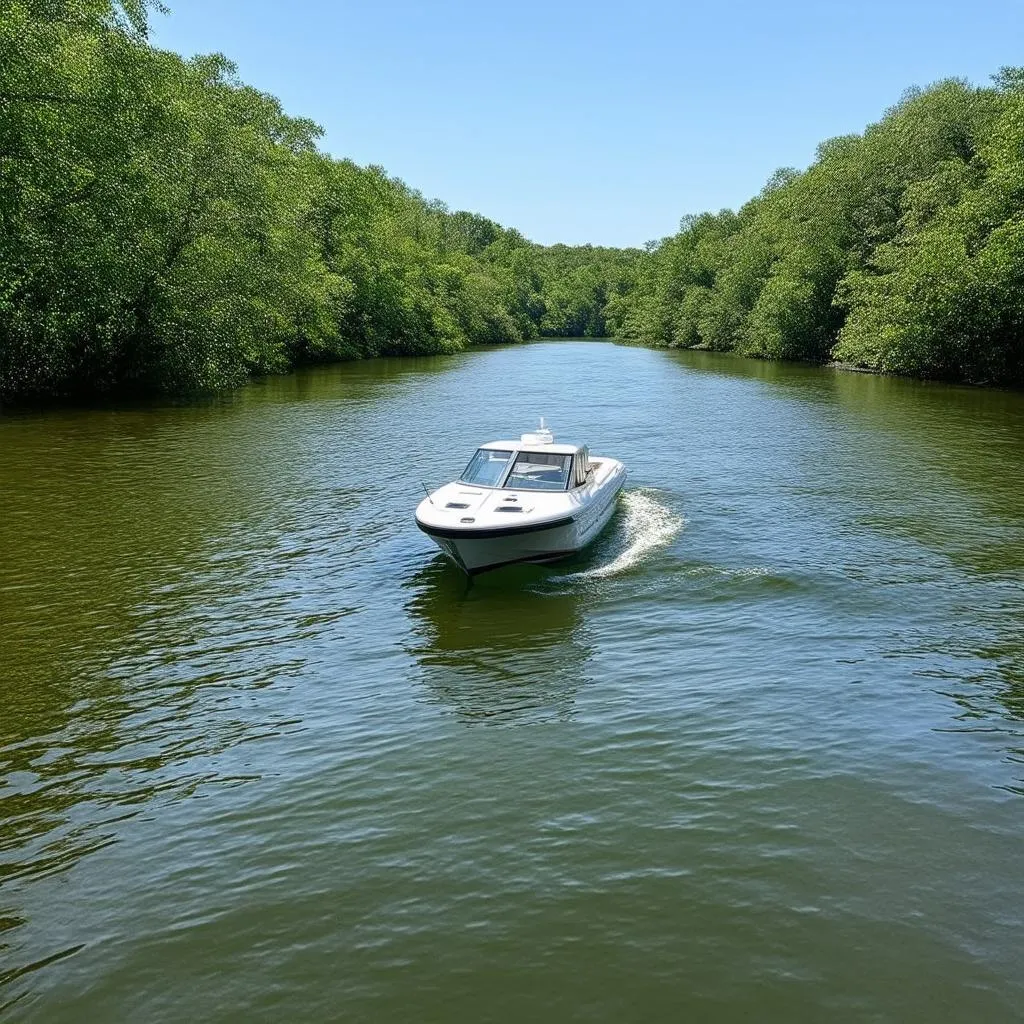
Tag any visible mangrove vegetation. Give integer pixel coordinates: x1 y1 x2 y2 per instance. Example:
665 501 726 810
0 0 636 402
3 0 1023 400
611 71 1024 387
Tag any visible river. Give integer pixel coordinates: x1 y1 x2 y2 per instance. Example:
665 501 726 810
2 340 1023 1021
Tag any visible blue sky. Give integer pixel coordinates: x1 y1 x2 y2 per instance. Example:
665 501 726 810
152 0 1024 248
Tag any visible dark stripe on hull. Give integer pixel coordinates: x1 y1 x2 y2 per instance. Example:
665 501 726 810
415 515 576 540
467 549 578 575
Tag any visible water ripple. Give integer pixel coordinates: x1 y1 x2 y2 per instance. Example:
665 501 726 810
2 343 1024 1021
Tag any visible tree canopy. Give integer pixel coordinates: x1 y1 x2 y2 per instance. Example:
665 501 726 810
610 72 1024 386
3 2 1021 399
0 1 639 402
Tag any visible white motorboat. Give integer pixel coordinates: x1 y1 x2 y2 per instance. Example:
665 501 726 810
415 420 626 575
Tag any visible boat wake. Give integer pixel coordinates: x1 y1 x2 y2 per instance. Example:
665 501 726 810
682 565 773 579
558 490 684 580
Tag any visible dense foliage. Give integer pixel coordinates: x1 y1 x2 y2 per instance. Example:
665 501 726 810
611 72 1024 386
0 1 638 401
6 2 1021 398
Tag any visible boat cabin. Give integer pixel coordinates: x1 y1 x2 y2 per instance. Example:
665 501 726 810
460 433 592 492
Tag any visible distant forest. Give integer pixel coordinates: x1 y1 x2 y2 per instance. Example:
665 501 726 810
610 69 1024 387
3 2 1023 402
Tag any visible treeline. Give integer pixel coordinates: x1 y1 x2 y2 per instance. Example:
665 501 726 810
12 3 1018 398
609 71 1024 386
0 1 637 402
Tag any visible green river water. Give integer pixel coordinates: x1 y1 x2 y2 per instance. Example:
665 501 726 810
1 340 1023 1021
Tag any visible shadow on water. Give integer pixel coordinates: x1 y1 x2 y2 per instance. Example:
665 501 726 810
402 557 592 726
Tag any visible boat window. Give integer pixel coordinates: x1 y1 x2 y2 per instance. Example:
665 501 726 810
460 448 513 487
503 451 572 491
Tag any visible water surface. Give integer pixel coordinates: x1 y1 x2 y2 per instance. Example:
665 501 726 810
2 341 1023 1021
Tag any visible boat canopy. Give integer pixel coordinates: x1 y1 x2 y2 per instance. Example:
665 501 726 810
459 422 593 491
479 439 581 456
461 440 590 491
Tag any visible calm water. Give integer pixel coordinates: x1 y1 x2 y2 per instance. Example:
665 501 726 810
2 341 1023 1021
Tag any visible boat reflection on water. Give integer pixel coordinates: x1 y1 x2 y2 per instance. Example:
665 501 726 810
402 557 593 725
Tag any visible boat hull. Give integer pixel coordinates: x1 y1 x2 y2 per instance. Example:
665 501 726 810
417 479 623 575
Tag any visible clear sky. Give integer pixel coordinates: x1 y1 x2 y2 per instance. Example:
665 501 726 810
151 0 1024 248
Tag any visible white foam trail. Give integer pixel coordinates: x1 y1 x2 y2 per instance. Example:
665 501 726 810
683 565 773 579
563 490 684 580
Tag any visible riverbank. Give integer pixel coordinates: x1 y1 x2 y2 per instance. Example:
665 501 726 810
614 335 1024 391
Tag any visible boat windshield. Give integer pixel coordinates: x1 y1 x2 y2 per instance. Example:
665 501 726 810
460 448 513 487
503 451 572 491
